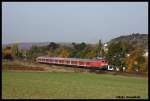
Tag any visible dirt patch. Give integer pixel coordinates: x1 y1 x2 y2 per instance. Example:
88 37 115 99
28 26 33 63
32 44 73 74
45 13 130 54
2 66 45 71
2 60 77 72
43 66 75 72
2 63 78 72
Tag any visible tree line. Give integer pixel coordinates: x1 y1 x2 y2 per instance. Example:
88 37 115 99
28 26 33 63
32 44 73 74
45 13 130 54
2 41 148 73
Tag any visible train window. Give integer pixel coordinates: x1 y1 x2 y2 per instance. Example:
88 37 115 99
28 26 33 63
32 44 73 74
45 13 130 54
102 61 107 63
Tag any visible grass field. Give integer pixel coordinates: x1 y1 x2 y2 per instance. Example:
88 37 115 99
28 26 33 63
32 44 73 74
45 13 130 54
2 71 148 99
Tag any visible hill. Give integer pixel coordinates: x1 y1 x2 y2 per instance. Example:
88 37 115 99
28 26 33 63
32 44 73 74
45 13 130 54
108 33 148 50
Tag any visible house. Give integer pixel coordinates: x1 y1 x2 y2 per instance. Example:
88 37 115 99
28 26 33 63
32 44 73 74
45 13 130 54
103 43 108 52
126 54 130 57
143 49 148 57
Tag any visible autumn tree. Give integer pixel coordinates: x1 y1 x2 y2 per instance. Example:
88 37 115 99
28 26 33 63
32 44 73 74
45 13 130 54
140 57 148 72
11 44 24 59
125 48 145 72
57 47 71 58
27 45 42 61
11 44 19 57
2 46 13 60
47 50 55 57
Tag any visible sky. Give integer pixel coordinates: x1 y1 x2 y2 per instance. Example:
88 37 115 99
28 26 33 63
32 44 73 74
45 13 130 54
2 2 148 44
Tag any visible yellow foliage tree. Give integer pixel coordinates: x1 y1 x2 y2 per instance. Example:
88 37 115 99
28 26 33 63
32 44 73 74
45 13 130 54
125 57 131 72
2 46 13 59
58 48 71 58
11 44 19 57
125 48 145 72
47 51 55 57
139 57 148 72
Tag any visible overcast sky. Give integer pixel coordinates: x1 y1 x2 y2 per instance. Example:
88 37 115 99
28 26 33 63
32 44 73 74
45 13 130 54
2 2 148 44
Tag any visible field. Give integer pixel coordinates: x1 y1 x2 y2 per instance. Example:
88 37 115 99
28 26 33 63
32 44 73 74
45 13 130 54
2 71 148 99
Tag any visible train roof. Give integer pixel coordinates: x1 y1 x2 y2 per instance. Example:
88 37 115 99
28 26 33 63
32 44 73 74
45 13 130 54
37 56 106 62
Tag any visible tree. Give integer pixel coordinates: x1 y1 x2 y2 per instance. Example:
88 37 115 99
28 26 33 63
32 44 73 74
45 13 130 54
11 44 24 59
11 44 19 58
71 42 87 58
47 50 55 57
106 41 131 70
140 57 148 72
47 42 59 50
57 47 71 58
125 48 145 72
27 45 40 60
106 42 121 66
2 46 13 60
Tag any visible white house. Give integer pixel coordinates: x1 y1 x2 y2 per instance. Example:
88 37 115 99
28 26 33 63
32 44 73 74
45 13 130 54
143 51 148 57
126 54 130 57
103 43 108 52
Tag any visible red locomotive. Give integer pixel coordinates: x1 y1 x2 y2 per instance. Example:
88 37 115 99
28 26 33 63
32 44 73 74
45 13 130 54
36 56 108 70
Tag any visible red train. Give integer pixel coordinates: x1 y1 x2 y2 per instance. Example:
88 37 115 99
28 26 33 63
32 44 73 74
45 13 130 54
36 56 109 70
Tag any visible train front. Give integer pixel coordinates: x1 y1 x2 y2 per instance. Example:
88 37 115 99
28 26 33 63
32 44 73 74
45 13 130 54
97 59 109 70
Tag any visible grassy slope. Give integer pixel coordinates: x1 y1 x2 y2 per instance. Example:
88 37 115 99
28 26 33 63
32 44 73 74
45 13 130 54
2 71 148 99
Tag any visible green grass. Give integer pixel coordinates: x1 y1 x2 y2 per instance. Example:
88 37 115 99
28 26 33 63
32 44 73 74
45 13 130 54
2 71 148 99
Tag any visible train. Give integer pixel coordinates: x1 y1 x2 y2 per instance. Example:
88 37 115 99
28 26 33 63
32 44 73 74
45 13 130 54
36 56 112 71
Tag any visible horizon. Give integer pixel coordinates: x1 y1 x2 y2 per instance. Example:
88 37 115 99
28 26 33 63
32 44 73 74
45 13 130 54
2 2 148 44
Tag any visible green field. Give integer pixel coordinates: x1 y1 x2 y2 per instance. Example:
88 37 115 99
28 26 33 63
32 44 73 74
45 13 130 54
2 71 148 99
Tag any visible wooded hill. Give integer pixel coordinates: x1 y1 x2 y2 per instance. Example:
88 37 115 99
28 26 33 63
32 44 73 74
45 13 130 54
108 33 148 50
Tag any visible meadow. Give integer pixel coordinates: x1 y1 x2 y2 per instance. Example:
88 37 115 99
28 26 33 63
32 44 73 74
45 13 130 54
2 71 148 99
